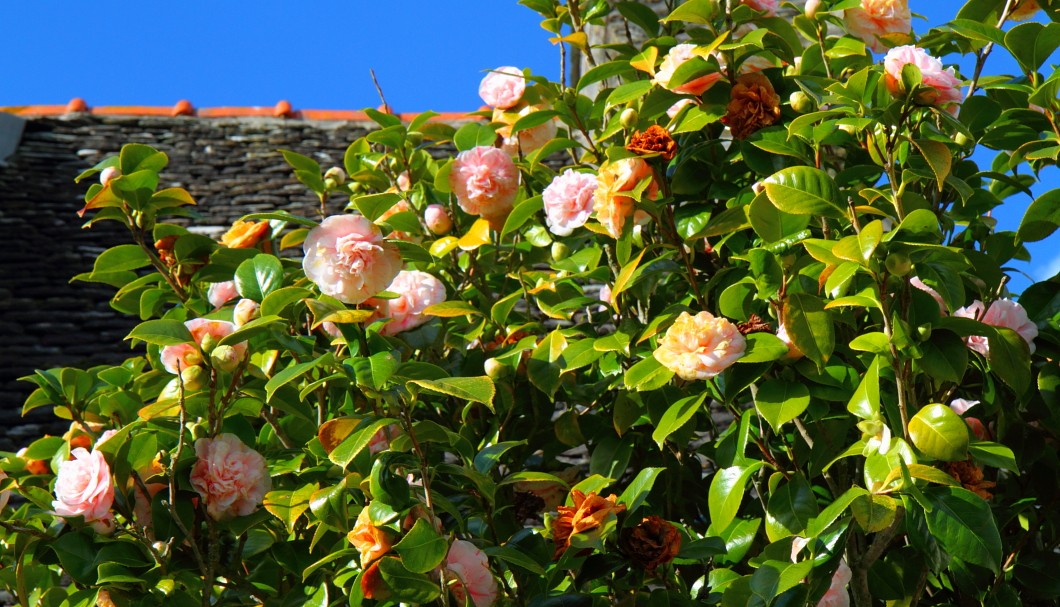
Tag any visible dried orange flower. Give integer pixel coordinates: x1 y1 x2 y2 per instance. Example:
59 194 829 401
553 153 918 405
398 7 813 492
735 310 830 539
626 125 678 161
551 490 626 558
943 460 996 500
154 235 179 267
721 72 781 140
620 516 682 571
221 220 270 248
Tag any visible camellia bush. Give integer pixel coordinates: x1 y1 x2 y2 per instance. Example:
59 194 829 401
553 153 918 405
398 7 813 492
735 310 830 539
2 0 1060 605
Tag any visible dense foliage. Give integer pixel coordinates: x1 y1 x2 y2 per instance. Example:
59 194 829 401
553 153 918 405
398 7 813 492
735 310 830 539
2 0 1059 606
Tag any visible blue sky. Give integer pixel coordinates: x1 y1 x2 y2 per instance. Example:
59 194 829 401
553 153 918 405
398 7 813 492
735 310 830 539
0 1 1055 290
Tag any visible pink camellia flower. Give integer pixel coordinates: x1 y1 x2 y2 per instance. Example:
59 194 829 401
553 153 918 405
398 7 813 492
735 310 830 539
446 540 499 607
949 398 980 416
653 44 722 96
207 281 239 309
883 46 963 114
655 311 746 380
449 146 521 229
99 166 121 186
543 170 598 236
395 171 412 192
666 98 698 120
52 448 115 533
479 66 526 110
233 298 259 327
817 560 852 607
910 276 947 314
742 0 777 15
133 482 166 534
594 158 657 239
495 104 558 157
370 270 446 336
845 0 911 53
160 318 246 374
424 204 453 235
190 433 271 520
302 214 403 305
953 299 1038 356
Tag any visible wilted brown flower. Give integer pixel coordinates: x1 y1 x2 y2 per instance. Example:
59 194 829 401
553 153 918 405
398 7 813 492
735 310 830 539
154 235 179 267
221 220 270 248
626 125 677 161
736 313 773 335
721 72 781 139
943 460 995 500
551 490 626 559
620 516 682 571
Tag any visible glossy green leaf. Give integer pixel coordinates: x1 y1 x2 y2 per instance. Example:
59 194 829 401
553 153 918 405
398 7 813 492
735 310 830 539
652 393 706 448
987 327 1031 395
846 356 881 420
409 376 496 408
264 484 316 533
851 493 898 533
783 293 834 367
394 519 449 574
709 461 766 532
125 319 193 346
754 379 810 432
378 557 441 603
924 486 1002 572
763 167 844 217
235 254 284 302
765 473 818 541
1017 188 1060 243
624 354 675 391
617 467 665 514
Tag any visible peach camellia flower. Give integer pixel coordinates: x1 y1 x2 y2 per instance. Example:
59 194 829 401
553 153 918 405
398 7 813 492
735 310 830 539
302 214 403 305
551 490 627 558
653 44 722 96
742 0 778 15
53 448 115 533
160 318 246 374
883 46 963 114
953 299 1038 356
495 104 558 156
844 0 911 53
593 158 657 239
449 146 521 229
543 170 598 236
446 540 499 607
655 311 747 380
221 220 270 249
189 433 270 520
233 298 259 327
348 508 393 567
207 280 239 309
479 66 526 110
722 72 782 139
817 560 852 607
370 270 446 336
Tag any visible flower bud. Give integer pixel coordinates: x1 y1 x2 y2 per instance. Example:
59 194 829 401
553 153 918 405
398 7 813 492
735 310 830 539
199 333 218 355
551 241 570 261
210 345 243 373
233 298 260 327
324 166 347 185
100 166 121 186
804 0 821 18
885 252 912 276
789 91 815 114
620 107 639 129
180 366 208 391
424 204 453 235
484 357 509 379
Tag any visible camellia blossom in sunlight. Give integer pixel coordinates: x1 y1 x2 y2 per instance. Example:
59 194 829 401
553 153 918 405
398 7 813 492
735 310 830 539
551 490 626 558
221 220 270 248
652 44 722 96
160 318 246 374
189 434 270 520
369 270 446 335
478 66 526 109
53 448 115 533
844 0 911 53
349 508 392 567
953 299 1038 355
883 46 963 114
446 540 499 607
449 146 521 229
655 311 746 380
742 0 778 15
593 157 657 238
302 214 403 305
543 169 598 236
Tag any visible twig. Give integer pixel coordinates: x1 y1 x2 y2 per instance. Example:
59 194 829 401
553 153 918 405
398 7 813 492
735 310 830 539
369 68 391 113
966 0 1018 99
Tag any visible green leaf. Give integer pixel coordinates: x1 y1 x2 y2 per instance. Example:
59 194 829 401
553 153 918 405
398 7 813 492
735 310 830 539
329 418 399 468
783 293 834 367
912 140 952 191
474 441 526 474
748 192 811 243
1004 22 1060 74
409 376 495 409
119 143 167 174
908 404 970 461
652 393 707 448
1017 188 1060 243
454 122 498 152
617 467 665 515
263 484 316 533
265 352 333 402
235 254 284 302
739 333 789 363
755 380 811 432
924 486 1002 572
690 205 750 240
377 557 441 603
806 487 867 537
280 149 325 194
851 494 898 533
765 473 818 541
92 245 151 274
610 249 646 307
501 195 544 238
763 167 844 218
394 519 449 574
709 461 766 532
125 319 192 346
606 80 653 108
968 442 1018 473
846 356 881 420
528 330 567 398
661 0 718 24
917 331 969 384
624 354 675 392
987 327 1031 395
485 545 546 575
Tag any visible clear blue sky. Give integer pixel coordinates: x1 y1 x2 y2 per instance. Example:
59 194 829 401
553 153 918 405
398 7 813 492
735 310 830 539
1 1 1055 290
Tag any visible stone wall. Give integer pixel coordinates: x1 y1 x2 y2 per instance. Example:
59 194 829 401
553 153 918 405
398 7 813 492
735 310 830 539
0 114 407 448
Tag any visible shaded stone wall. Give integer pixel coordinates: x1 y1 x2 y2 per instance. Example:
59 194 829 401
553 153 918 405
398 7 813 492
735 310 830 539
0 114 396 447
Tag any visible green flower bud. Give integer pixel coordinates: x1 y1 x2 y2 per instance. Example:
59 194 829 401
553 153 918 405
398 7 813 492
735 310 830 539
551 241 570 261
484 358 509 380
620 107 639 129
885 252 912 277
324 166 347 185
199 333 218 355
180 366 208 391
210 345 243 373
789 91 815 114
